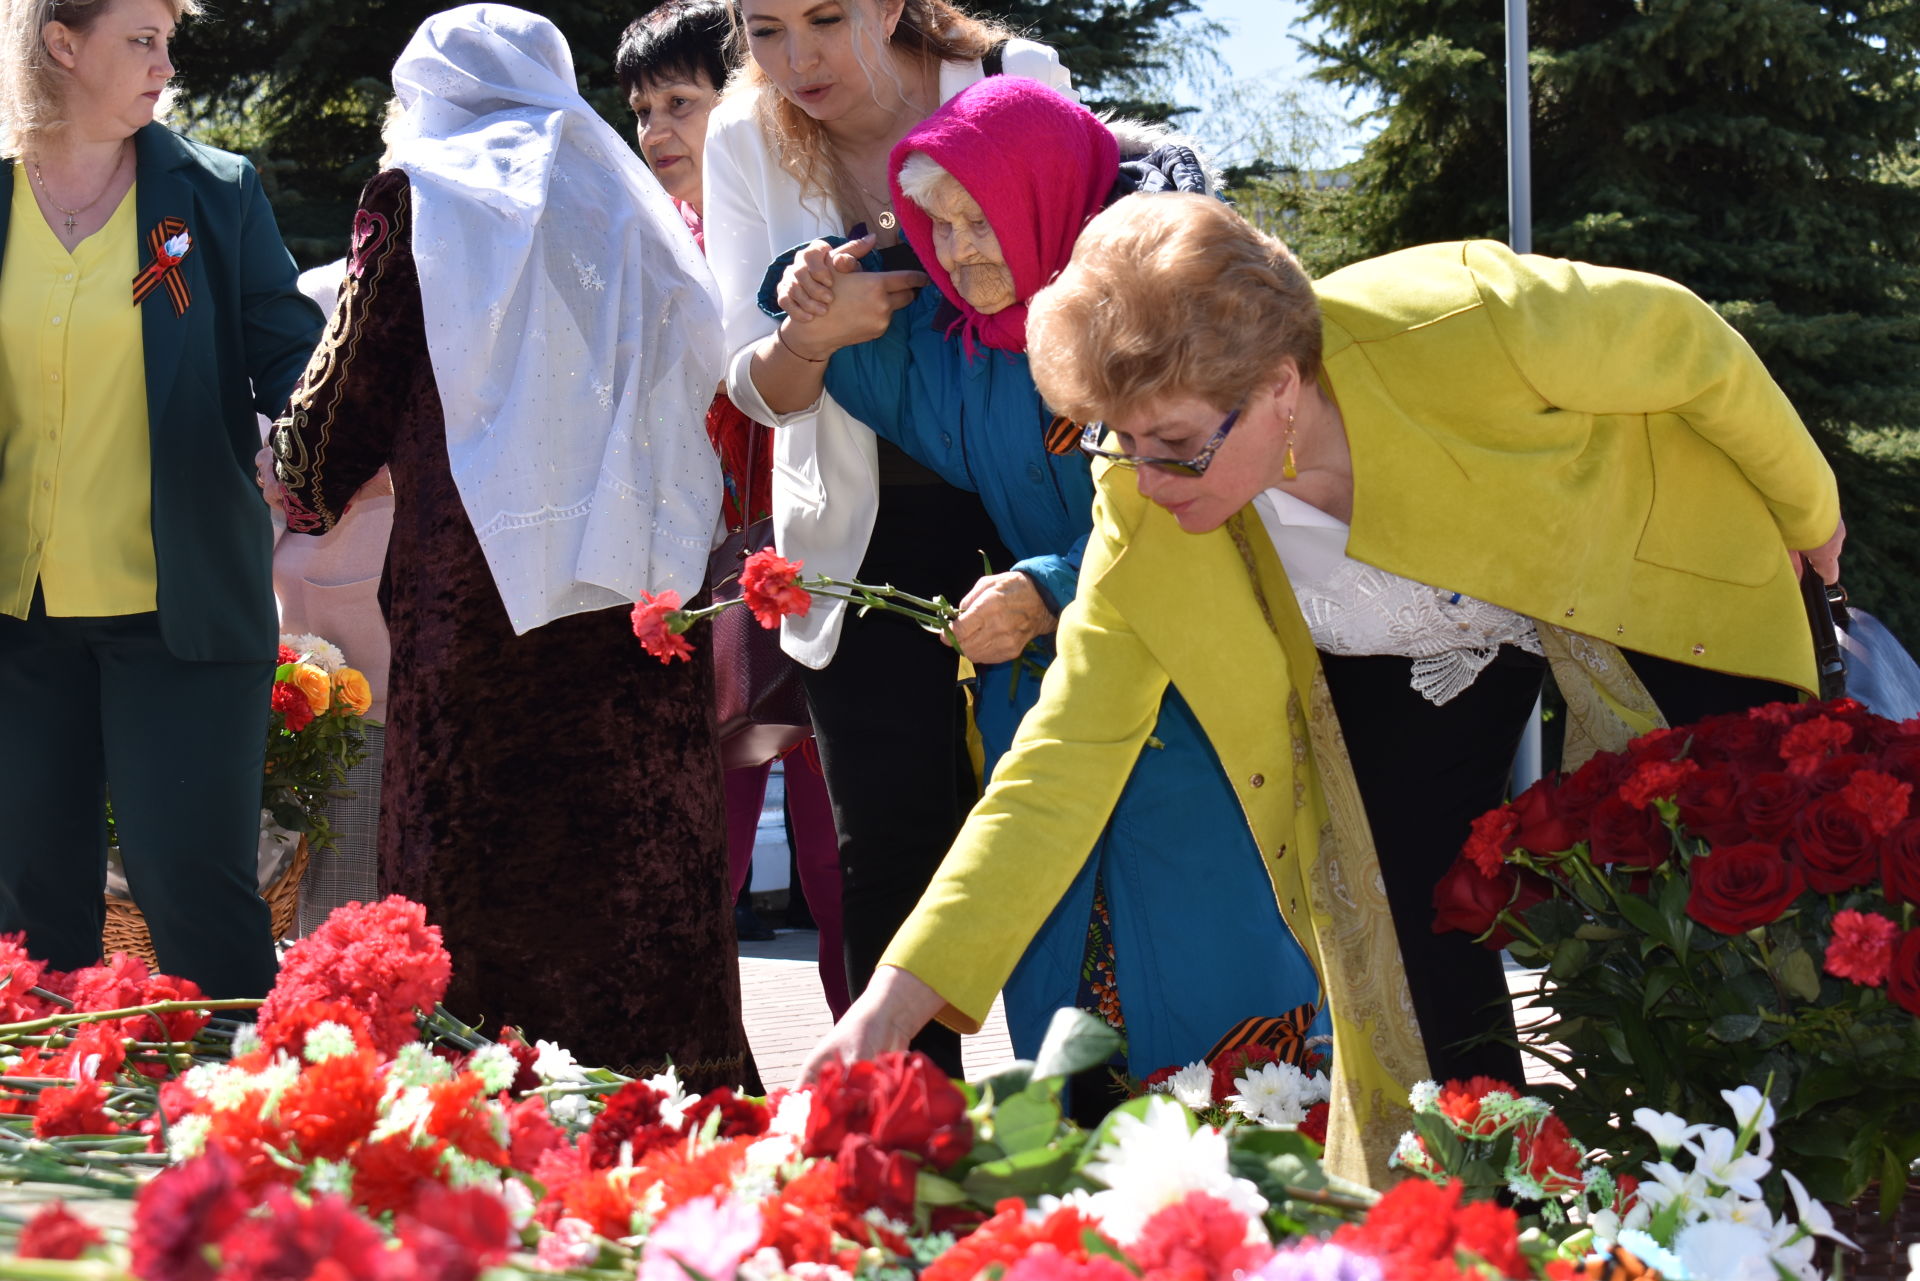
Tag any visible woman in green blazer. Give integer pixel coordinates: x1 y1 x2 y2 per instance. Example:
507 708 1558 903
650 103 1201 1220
803 194 1844 1186
0 0 324 996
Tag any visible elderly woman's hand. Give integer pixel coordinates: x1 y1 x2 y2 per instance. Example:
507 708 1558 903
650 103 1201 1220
795 965 947 1086
779 234 873 319
948 571 1057 666
777 260 928 362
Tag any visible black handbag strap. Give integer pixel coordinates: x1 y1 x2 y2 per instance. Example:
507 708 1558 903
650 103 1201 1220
1800 564 1849 700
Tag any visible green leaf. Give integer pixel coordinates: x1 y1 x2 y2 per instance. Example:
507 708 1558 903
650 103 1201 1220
1707 1012 1763 1043
916 1171 972 1206
961 1142 1082 1201
991 1081 1063 1155
1547 936 1591 981
1615 893 1673 950
1775 949 1822 1003
974 1062 1035 1106
1641 967 1683 1015
1523 898 1587 945
1031 1008 1124 1081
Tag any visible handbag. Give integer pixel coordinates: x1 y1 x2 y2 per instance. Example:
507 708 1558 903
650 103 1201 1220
1800 564 1850 702
707 424 812 771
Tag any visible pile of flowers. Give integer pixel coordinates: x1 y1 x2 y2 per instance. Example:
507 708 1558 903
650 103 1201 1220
265 632 373 849
1432 697 1920 1207
0 897 1864 1281
1389 1076 1605 1217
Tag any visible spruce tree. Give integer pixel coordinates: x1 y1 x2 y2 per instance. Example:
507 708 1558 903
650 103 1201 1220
1301 0 1920 641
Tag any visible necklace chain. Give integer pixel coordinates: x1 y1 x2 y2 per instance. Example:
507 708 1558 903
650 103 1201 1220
30 144 130 235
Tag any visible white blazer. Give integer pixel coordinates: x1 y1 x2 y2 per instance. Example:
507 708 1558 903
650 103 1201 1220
701 41 1074 667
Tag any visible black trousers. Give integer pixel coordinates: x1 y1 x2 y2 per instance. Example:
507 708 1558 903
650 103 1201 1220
801 483 1009 1078
1322 645 1798 1085
0 591 279 997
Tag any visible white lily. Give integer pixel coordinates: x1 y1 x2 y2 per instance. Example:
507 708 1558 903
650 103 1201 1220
1682 1126 1772 1200
1632 1107 1702 1156
1719 1085 1777 1135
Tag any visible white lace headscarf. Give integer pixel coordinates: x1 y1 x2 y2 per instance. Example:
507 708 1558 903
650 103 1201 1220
387 4 723 634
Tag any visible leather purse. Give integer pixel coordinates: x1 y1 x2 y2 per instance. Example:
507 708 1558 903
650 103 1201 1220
707 427 812 770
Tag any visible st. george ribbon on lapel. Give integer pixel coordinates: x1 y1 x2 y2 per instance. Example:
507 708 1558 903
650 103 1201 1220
131 216 193 315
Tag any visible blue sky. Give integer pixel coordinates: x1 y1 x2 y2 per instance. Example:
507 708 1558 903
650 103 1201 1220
1195 0 1324 82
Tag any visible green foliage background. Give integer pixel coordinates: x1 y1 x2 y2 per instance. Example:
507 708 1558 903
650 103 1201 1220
1244 0 1920 644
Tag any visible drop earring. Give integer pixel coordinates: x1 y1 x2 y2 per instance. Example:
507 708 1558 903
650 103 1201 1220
1281 410 1299 481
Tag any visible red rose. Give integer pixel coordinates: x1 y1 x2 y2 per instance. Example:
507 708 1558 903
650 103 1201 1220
1432 860 1552 949
1883 820 1920 907
804 1051 972 1172
1880 733 1920 788
1588 793 1672 869
1736 772 1810 843
1509 778 1581 856
1674 766 1745 846
1688 712 1782 771
738 549 813 629
1787 793 1881 893
1556 751 1629 824
1888 929 1920 1017
835 1134 921 1219
1810 752 1876 795
630 590 693 663
1626 727 1688 764
1686 842 1806 935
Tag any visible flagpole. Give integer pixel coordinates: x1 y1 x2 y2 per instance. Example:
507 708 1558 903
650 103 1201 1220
1507 0 1544 793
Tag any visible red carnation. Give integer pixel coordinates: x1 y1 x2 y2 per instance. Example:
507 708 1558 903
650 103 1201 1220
1838 769 1913 837
493 1026 543 1096
1619 758 1700 811
1210 1042 1279 1104
1132 1191 1272 1280
0 934 53 1024
1825 910 1899 987
1518 1114 1587 1195
1435 1076 1519 1136
583 1080 678 1169
17 1201 103 1260
257 897 452 1059
1298 1101 1329 1145
271 680 315 732
277 644 301 665
1141 1065 1182 1090
426 1073 510 1167
34 1080 118 1138
681 1086 771 1139
1781 716 1854 775
507 1095 569 1172
351 1133 448 1218
394 1183 516 1281
738 549 812 629
216 1188 390 1281
278 1049 384 1163
923 1199 1110 1281
1461 808 1518 877
1005 1254 1139 1281
1335 1177 1527 1278
1888 929 1920 1017
130 1153 251 1281
1686 843 1806 935
631 590 694 663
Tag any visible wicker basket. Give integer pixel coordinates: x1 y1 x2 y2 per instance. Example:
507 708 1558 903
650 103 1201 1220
101 836 310 971
1817 1181 1919 1281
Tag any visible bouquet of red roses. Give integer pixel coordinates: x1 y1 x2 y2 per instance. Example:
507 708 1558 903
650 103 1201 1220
1432 698 1920 1210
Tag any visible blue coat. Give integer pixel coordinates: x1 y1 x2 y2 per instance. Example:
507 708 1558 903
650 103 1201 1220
825 289 1327 1073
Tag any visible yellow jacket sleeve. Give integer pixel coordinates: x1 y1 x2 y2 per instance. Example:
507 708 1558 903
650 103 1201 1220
880 484 1169 1032
1467 241 1840 549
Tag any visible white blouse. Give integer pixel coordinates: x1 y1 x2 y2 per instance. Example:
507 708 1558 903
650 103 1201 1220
700 42 1074 668
1251 488 1542 705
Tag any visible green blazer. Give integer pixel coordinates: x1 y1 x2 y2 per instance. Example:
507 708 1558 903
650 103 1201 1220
0 123 324 661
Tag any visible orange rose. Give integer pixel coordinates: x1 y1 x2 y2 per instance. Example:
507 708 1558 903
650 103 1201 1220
332 668 373 717
291 663 332 716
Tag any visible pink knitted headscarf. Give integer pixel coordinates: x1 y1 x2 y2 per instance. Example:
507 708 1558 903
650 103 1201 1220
889 77 1118 354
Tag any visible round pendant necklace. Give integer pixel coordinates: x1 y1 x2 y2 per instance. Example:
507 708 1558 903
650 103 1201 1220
30 144 130 235
852 177 896 231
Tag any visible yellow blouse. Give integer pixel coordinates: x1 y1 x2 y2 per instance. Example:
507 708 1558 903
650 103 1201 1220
0 165 154 618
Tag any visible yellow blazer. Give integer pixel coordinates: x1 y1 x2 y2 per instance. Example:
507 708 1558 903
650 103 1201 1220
883 239 1841 1185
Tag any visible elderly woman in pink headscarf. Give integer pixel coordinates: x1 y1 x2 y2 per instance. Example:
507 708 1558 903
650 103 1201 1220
767 77 1326 1113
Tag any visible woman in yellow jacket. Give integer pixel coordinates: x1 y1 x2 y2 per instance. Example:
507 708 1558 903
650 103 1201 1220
801 194 1844 1186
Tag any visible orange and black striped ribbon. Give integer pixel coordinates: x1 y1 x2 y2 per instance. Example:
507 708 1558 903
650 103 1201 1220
1205 1004 1321 1069
131 216 192 316
1044 414 1081 456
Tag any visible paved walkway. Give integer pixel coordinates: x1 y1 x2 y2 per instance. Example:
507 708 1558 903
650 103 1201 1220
738 928 1014 1087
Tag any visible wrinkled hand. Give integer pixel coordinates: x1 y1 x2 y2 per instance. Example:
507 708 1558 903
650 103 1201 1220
778 234 872 319
796 965 946 1086
947 571 1057 666
777 248 925 363
1793 516 1846 586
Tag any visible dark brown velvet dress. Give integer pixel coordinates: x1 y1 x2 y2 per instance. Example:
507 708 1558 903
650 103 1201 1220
273 170 757 1090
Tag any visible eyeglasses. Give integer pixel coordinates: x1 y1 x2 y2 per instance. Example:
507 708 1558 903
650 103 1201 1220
1077 402 1244 478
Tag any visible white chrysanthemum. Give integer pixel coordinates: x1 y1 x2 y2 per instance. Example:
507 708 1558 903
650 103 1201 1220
388 1042 454 1089
1674 1218 1778 1281
466 1043 519 1094
441 1149 506 1188
738 1133 804 1200
280 633 347 673
302 1021 358 1064
166 1112 211 1161
1390 1130 1430 1173
1080 1095 1268 1244
1227 1061 1328 1128
768 1088 812 1139
737 1245 791 1281
304 1157 354 1197
535 1040 587 1084
230 1023 263 1058
1158 1063 1213 1111
1408 1080 1441 1112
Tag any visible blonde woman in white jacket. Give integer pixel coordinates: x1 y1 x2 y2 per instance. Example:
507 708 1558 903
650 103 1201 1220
701 0 1071 1076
